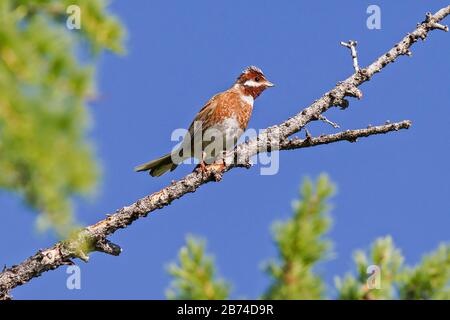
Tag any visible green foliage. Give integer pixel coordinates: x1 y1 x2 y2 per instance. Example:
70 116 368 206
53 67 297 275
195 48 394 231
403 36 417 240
167 176 449 300
166 236 230 300
335 238 449 300
399 244 450 300
0 0 124 235
263 174 334 299
335 236 404 300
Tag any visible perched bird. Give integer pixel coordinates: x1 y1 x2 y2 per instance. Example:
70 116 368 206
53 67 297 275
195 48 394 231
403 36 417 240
135 66 274 177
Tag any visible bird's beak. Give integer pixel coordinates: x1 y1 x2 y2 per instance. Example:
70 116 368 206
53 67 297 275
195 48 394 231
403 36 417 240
265 80 275 88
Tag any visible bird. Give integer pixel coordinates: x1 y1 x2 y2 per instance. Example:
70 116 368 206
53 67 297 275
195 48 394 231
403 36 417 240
135 66 274 177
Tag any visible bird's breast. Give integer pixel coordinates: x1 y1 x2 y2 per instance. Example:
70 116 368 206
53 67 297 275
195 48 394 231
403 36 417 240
240 94 254 106
205 89 254 134
211 116 243 142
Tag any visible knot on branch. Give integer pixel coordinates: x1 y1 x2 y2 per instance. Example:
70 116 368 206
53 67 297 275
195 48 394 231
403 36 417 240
407 32 419 44
329 83 362 109
94 238 122 256
393 41 413 57
355 68 370 82
403 49 413 56
329 87 347 108
344 84 363 99
345 131 358 143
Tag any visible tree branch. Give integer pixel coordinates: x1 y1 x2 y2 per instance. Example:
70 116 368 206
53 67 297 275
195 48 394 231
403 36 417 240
280 120 412 150
1 6 449 299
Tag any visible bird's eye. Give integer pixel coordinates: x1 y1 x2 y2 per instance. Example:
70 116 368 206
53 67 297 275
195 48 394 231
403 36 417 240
255 77 260 82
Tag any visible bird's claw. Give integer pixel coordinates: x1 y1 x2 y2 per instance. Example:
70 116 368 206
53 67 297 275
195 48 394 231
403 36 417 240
208 162 226 181
195 161 226 181
195 161 209 179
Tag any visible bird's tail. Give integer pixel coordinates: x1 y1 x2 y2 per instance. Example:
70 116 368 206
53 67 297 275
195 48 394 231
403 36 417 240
135 153 177 177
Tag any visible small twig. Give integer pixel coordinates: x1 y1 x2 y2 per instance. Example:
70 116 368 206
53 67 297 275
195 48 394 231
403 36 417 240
431 22 449 31
304 128 312 140
318 115 340 129
341 40 360 73
425 12 449 31
280 120 412 150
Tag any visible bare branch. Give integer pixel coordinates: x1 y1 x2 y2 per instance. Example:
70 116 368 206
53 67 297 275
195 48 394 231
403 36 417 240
1 6 449 299
280 121 411 150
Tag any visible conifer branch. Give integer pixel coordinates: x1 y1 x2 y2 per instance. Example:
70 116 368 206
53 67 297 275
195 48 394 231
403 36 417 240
166 236 230 300
1 6 449 299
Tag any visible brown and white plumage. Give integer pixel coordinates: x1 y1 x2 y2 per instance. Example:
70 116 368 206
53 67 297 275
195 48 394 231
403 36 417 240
136 66 274 176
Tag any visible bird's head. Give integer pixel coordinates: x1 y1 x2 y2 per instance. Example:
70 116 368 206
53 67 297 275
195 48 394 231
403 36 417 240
235 66 274 99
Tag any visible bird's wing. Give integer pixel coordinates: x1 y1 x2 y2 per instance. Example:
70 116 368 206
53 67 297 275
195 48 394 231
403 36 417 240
188 90 240 132
180 91 239 159
187 92 221 137
171 93 220 160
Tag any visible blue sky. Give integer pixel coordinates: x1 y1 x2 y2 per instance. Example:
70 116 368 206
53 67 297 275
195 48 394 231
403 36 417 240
1 1 449 299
